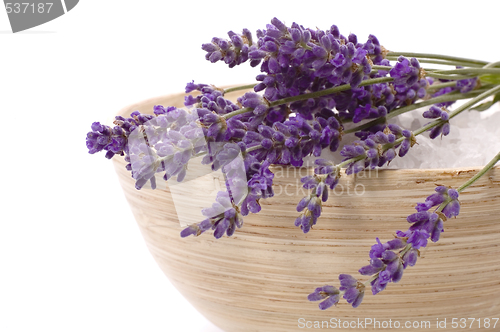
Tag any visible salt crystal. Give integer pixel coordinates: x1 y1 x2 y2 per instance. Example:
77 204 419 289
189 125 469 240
319 101 500 169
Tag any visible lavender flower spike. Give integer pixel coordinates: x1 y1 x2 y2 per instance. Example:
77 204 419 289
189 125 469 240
442 188 460 218
389 56 421 88
423 105 451 139
295 159 340 233
312 184 462 309
339 274 365 308
181 191 244 239
308 285 340 310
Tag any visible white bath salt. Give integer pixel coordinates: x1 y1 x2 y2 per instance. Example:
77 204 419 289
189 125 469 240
388 101 500 169
317 101 500 169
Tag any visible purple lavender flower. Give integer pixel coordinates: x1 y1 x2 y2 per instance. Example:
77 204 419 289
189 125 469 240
407 211 444 242
242 113 342 168
397 229 430 249
184 82 240 116
314 159 341 189
340 128 400 174
457 76 478 93
295 194 321 234
360 249 406 296
431 74 478 108
196 108 228 141
86 122 127 159
202 29 255 68
184 145 249 238
304 184 460 309
422 105 451 139
416 185 461 218
86 110 158 160
295 159 340 233
339 274 365 308
381 250 404 283
387 124 415 157
341 122 419 175
352 185 459 300
359 257 385 276
238 92 269 115
402 248 419 268
127 107 206 188
87 105 209 189
388 187 460 267
442 188 460 218
357 236 408 296
308 285 340 310
239 160 275 216
370 270 391 295
352 105 387 124
127 139 160 189
205 18 388 120
394 187 459 252
181 191 244 239
390 56 421 88
369 237 406 259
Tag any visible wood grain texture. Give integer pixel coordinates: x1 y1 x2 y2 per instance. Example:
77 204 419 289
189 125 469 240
111 90 500 331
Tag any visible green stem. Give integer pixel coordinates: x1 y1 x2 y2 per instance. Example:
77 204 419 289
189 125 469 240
338 155 365 169
432 150 500 213
386 52 489 67
222 107 253 119
457 151 500 193
426 81 457 91
363 273 380 287
413 84 500 136
220 77 394 121
483 61 500 69
371 65 392 71
435 200 449 213
432 68 500 76
343 117 386 134
386 56 485 68
372 65 498 79
268 77 394 107
224 84 256 94
424 72 475 80
398 244 413 257
246 145 262 153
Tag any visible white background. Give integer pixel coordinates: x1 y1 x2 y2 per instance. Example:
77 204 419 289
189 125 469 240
1 1 498 331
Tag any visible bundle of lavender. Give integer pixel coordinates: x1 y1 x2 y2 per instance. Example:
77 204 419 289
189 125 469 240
86 18 500 309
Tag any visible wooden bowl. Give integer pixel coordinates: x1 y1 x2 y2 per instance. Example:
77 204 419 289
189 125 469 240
112 90 500 332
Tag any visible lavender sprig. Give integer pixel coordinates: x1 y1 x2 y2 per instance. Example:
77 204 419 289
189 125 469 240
308 150 500 309
295 159 341 233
